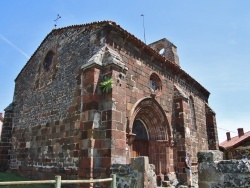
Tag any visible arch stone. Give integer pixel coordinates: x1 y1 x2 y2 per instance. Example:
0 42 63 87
128 97 172 144
128 97 173 175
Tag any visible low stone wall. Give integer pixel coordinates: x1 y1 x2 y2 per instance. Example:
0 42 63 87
198 150 250 188
111 157 157 188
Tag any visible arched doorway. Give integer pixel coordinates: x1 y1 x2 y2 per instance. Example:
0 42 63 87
131 119 149 157
128 98 172 175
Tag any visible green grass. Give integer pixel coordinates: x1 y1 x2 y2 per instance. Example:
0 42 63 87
0 172 53 188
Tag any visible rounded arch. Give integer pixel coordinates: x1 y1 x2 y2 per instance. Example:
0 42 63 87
149 73 162 92
128 97 172 143
149 71 163 97
132 119 149 140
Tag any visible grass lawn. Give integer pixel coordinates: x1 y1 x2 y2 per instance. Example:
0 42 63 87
0 172 53 188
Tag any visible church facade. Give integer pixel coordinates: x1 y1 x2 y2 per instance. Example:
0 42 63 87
1 21 218 186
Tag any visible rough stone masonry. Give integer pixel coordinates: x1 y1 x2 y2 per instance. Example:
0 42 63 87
198 150 250 188
0 21 218 187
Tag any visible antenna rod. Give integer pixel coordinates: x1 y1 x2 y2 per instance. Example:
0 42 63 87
141 14 146 44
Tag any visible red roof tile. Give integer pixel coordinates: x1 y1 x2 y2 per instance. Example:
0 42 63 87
220 131 250 148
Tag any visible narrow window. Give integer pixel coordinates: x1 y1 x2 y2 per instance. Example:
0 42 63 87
43 51 54 71
189 96 197 130
150 80 157 91
132 120 149 140
149 73 162 92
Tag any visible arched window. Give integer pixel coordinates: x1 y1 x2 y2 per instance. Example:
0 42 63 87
43 51 54 71
159 48 165 55
149 73 162 92
34 50 56 90
189 96 197 130
132 120 148 140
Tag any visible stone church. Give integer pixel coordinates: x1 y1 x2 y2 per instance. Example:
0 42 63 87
0 21 218 187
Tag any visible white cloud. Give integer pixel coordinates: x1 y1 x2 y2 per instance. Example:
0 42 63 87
0 34 30 59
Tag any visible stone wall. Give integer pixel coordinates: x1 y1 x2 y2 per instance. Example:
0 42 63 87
198 150 250 188
148 38 180 66
172 86 218 182
224 140 250 160
108 28 214 182
0 106 13 171
3 21 218 187
10 24 108 180
110 157 157 188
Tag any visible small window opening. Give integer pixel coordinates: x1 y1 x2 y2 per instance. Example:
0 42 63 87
149 73 162 92
132 120 149 140
159 48 165 55
189 96 197 130
150 80 157 91
43 51 54 71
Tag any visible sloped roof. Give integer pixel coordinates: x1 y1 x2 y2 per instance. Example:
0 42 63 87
220 131 250 149
15 21 210 98
4 102 14 111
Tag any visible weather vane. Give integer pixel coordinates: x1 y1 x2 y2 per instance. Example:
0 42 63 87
141 14 146 44
54 14 61 28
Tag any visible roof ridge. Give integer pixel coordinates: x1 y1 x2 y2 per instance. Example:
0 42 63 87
15 21 114 81
220 130 250 148
14 20 210 98
52 20 116 32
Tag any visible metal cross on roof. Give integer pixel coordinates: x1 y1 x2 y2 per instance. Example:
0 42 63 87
54 14 61 29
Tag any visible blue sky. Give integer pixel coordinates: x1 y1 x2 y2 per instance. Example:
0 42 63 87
1 1 250 142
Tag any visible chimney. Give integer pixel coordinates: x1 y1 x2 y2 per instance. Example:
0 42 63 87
237 128 244 137
226 132 231 141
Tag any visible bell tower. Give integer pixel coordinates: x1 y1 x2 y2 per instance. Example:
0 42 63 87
148 38 180 66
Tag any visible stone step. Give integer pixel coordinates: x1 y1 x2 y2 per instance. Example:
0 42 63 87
162 180 170 186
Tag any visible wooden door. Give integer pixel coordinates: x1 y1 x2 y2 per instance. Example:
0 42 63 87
132 120 149 157
132 139 149 157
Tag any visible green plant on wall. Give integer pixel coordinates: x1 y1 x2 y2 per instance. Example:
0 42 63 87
100 76 113 93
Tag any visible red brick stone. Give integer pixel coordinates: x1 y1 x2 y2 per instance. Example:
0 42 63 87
113 139 126 149
80 149 88 157
79 157 91 168
112 148 126 156
106 130 126 140
101 157 111 168
73 150 79 157
104 121 116 130
99 149 111 157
